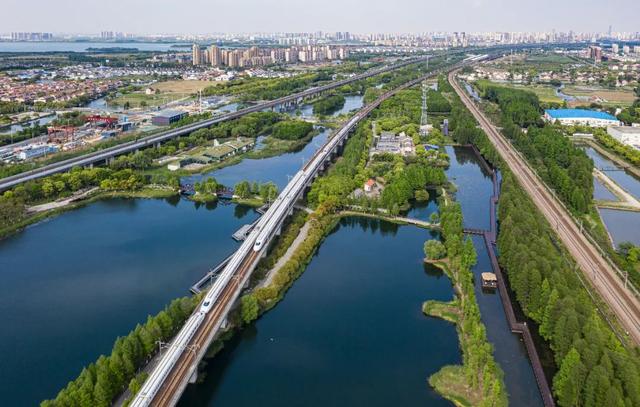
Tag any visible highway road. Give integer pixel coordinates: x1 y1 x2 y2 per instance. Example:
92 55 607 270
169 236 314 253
0 56 435 192
449 69 640 345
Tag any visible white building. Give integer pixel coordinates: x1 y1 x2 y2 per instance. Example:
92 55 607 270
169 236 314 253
607 126 640 150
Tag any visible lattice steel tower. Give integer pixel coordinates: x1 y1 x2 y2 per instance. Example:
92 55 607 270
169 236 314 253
420 81 429 135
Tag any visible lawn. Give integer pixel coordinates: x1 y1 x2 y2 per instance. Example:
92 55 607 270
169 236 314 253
150 80 214 94
108 80 214 109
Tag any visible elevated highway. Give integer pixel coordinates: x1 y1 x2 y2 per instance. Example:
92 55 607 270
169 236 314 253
0 56 434 192
129 57 482 407
449 69 640 345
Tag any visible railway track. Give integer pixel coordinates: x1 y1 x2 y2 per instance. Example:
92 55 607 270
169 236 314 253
449 70 640 345
151 249 261 405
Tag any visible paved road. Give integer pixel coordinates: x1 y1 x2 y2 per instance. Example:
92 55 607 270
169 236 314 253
450 69 640 345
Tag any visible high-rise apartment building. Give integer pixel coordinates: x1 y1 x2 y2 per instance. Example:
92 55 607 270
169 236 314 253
208 45 222 66
612 43 619 54
192 44 202 66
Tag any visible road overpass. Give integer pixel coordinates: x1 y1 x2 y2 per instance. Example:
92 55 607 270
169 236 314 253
449 69 640 345
0 56 437 192
129 56 482 407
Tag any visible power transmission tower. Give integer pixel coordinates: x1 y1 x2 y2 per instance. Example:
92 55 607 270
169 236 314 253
420 81 429 136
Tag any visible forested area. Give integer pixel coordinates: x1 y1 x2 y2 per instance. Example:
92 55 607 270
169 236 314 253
503 123 593 214
476 80 542 127
379 163 446 213
475 82 593 214
445 75 640 407
427 203 508 407
41 296 201 406
312 94 345 115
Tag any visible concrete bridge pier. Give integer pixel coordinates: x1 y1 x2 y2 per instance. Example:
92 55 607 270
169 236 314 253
188 370 198 384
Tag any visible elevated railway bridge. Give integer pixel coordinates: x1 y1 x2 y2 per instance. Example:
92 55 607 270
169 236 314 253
129 56 490 407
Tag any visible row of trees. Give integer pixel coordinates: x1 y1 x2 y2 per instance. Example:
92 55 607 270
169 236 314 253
41 296 200 407
594 129 640 167
0 122 47 146
202 71 332 102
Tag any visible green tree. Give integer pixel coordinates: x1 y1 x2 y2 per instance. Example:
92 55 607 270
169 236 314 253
553 348 586 406
240 294 259 324
424 239 446 260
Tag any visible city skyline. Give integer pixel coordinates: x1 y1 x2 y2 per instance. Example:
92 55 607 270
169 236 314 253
3 0 639 34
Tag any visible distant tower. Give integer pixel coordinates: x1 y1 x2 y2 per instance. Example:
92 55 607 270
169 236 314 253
420 81 430 136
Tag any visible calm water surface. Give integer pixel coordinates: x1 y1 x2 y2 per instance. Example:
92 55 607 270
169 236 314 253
180 217 460 406
0 199 257 405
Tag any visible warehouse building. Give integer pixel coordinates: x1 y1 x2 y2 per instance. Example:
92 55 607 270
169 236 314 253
152 110 188 126
544 109 621 127
607 126 640 150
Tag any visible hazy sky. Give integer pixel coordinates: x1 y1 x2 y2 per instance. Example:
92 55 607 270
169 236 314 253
3 0 639 34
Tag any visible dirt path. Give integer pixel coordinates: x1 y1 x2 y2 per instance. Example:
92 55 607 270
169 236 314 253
26 187 99 214
260 222 311 288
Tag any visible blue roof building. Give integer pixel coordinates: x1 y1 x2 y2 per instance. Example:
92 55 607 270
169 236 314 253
544 109 620 127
